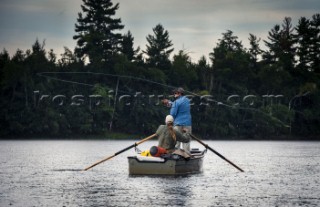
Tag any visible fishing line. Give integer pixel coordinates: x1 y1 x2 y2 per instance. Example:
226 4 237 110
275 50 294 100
38 71 239 104
38 71 174 90
37 71 170 96
38 73 95 87
37 71 290 128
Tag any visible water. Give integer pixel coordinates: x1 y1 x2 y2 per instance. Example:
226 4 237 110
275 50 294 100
0 140 319 207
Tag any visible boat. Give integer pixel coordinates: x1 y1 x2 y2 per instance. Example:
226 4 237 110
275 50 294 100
84 134 243 173
127 148 206 175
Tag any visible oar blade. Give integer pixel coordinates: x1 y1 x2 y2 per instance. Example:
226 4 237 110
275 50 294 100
83 134 157 171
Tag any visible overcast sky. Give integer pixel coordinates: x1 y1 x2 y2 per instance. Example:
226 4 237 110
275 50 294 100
0 0 319 62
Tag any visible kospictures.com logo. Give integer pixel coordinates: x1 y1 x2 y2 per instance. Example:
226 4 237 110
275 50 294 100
33 90 307 110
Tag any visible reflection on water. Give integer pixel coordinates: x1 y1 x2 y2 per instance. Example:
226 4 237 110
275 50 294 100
0 140 319 206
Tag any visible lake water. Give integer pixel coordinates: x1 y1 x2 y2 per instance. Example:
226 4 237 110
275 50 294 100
0 140 319 207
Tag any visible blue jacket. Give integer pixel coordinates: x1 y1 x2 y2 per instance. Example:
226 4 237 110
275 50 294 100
170 96 192 126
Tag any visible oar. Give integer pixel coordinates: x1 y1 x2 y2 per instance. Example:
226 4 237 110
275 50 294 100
83 134 157 171
190 134 244 172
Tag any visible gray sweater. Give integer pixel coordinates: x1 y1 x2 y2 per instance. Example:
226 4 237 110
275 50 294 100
155 125 190 151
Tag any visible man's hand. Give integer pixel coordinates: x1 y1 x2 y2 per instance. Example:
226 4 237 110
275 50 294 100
162 99 170 106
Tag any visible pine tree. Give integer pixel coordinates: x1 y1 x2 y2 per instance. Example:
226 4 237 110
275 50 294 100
73 0 124 64
209 30 251 94
171 50 197 88
196 56 213 92
248 33 263 72
264 17 296 71
263 24 282 64
295 17 312 71
121 30 140 62
310 14 320 73
144 24 174 70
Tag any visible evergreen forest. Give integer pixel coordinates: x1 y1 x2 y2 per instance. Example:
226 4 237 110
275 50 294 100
1 0 319 139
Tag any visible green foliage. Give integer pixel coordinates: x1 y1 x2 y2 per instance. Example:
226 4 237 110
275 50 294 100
0 8 319 139
210 30 253 95
121 31 140 62
144 24 174 71
73 0 124 64
171 50 197 89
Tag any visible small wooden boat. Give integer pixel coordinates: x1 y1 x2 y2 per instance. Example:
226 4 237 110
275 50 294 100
84 134 243 173
127 148 206 175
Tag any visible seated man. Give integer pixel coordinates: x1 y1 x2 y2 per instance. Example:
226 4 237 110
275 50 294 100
152 115 190 156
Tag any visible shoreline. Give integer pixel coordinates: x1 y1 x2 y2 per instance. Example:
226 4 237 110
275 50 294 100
1 133 319 141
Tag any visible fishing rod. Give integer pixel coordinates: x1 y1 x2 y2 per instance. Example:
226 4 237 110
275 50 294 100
37 72 144 95
38 71 175 90
37 71 250 107
37 71 290 127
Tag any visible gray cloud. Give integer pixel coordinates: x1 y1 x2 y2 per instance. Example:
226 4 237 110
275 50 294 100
0 0 319 61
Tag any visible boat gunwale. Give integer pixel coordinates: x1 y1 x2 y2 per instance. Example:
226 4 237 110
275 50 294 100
127 149 206 164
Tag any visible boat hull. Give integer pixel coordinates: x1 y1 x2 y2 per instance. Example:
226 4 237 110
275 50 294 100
127 151 205 175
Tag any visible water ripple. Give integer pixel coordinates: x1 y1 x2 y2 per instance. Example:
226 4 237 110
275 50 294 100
0 140 319 206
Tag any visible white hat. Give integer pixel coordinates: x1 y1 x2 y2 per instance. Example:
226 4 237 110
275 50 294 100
165 115 174 124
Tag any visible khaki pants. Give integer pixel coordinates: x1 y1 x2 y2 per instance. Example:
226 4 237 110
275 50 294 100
174 126 192 152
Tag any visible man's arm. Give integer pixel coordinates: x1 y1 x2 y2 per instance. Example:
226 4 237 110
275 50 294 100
170 101 178 118
156 125 164 136
174 129 190 143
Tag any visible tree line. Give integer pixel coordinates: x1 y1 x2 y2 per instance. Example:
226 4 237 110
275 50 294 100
0 0 319 139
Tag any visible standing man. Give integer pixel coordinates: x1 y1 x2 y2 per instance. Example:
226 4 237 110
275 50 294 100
162 87 192 152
